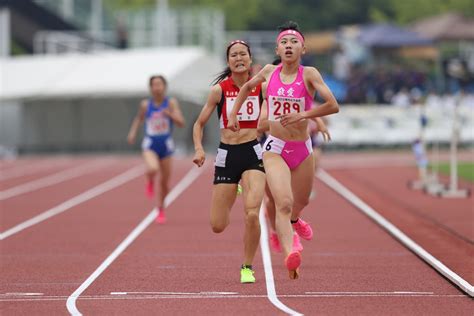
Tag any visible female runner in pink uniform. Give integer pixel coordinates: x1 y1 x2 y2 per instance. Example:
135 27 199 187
228 22 339 279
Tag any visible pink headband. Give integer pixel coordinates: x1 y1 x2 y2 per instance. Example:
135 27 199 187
276 29 304 44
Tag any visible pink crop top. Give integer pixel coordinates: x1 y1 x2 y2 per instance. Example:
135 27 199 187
266 65 313 121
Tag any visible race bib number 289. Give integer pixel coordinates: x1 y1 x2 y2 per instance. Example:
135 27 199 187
268 96 304 121
226 96 260 121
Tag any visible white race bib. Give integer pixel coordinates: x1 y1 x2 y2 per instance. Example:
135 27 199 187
226 96 260 121
268 96 304 121
146 112 170 136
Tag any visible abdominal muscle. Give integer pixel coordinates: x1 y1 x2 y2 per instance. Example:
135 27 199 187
220 128 258 145
269 119 309 141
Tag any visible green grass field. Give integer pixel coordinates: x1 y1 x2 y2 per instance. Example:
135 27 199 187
432 162 474 182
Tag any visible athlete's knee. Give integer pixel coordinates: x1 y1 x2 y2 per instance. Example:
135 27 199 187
276 196 293 215
211 224 226 233
210 220 228 233
244 197 261 214
245 210 259 226
147 165 159 175
211 226 223 233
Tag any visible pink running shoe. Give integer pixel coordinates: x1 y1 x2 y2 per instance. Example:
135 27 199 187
292 232 303 252
269 231 282 253
292 218 313 240
145 180 154 199
285 251 301 280
156 208 166 224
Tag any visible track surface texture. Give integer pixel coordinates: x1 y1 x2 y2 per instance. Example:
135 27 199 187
1 151 472 315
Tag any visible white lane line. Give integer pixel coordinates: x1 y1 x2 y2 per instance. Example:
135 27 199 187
110 291 239 295
3 293 468 302
0 159 113 200
317 169 474 298
0 159 72 181
322 159 413 170
0 165 144 240
3 292 44 296
66 166 205 316
305 291 434 295
259 203 303 316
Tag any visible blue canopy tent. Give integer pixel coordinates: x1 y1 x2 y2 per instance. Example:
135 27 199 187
321 74 347 102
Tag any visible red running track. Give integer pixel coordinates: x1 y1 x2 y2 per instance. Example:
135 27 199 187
0 153 472 315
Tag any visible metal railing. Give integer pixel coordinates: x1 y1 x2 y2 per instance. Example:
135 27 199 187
32 1 226 56
33 31 114 54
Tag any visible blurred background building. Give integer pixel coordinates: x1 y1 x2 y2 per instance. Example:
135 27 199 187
0 0 473 155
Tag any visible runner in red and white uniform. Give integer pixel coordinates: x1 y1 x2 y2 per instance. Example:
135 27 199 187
192 40 265 284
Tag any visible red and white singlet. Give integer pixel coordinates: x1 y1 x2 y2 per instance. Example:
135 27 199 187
217 76 263 129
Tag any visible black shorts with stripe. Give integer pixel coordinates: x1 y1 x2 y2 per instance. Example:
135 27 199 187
213 139 265 184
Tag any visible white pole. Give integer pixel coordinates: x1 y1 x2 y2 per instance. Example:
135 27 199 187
91 0 103 41
0 8 10 57
213 10 225 56
423 107 445 195
449 99 459 191
155 0 169 46
438 94 469 198
62 0 74 19
182 10 192 45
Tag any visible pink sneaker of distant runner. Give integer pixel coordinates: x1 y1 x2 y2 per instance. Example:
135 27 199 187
156 208 166 224
269 231 282 253
292 218 313 240
285 250 301 271
285 251 302 280
292 232 303 252
145 181 154 199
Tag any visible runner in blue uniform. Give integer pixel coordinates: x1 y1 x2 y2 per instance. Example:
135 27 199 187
127 75 185 223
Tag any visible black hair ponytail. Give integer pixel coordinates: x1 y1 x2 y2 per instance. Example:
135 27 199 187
211 67 232 85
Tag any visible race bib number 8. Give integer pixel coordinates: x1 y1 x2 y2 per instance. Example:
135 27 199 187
226 96 260 121
268 96 304 121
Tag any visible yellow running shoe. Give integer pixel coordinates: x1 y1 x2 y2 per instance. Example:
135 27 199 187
237 183 243 195
240 266 255 283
